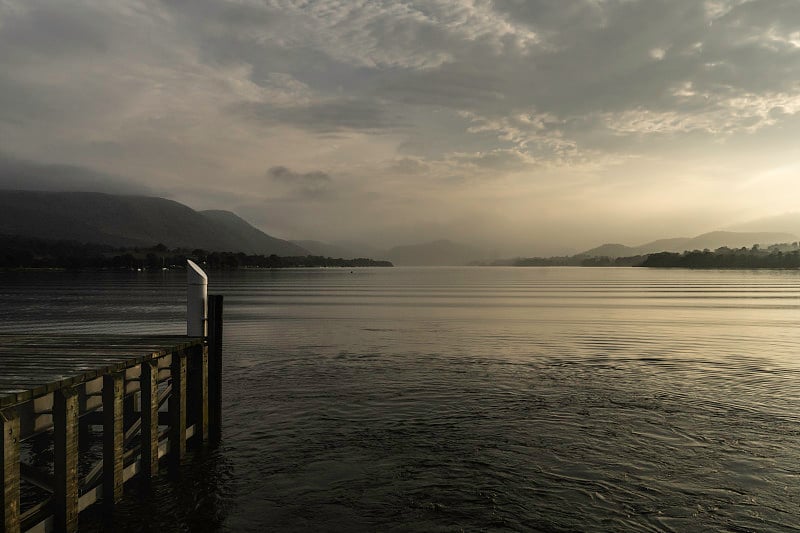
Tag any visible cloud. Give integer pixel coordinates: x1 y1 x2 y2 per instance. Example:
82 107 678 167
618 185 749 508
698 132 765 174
3 0 800 252
256 0 542 69
602 87 800 135
389 157 429 175
449 148 535 172
237 97 405 133
267 165 335 199
0 2 110 60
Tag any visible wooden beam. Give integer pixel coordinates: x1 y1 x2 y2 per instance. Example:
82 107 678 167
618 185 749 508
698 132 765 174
140 360 159 481
1 408 20 533
189 344 209 443
20 463 53 493
19 496 52 532
54 387 79 533
103 372 124 516
169 350 187 472
208 295 224 443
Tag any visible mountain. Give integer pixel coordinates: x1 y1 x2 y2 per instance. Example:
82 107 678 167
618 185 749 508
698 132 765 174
328 240 388 259
292 240 363 259
581 231 796 257
385 239 490 266
0 190 309 255
634 237 693 254
679 231 796 251
292 240 391 260
579 243 639 257
200 210 307 255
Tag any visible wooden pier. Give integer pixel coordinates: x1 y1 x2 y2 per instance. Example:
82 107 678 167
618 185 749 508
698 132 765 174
0 293 223 533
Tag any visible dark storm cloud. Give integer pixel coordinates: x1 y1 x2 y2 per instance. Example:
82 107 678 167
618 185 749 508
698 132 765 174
268 166 335 199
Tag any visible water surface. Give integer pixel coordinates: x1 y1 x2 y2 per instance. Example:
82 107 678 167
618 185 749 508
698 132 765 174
2 267 800 531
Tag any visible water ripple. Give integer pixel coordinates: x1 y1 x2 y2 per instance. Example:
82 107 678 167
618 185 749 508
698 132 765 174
3 267 800 531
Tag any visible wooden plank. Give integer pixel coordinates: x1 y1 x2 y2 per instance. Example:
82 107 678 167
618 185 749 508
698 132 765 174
2 408 20 533
0 334 198 346
53 387 79 533
19 497 52 532
20 463 53 493
208 295 224 443
169 350 187 471
102 372 124 516
0 336 203 409
141 361 159 482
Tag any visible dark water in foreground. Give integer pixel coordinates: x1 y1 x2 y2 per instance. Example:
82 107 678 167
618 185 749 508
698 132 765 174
3 267 800 531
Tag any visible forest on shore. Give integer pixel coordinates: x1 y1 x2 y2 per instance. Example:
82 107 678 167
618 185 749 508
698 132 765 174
640 248 800 269
0 235 393 270
4 233 800 271
489 243 800 269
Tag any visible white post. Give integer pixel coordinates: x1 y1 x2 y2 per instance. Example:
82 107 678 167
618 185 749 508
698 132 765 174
187 260 208 337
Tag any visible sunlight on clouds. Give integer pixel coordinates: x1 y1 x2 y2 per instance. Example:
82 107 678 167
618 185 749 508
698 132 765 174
703 0 750 22
458 110 577 157
2 0 800 251
760 27 800 50
258 0 542 69
603 89 800 135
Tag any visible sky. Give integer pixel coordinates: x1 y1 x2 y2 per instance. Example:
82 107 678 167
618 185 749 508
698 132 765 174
1 0 800 255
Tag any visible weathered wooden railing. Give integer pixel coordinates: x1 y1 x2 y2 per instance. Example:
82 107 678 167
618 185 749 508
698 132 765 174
0 263 223 533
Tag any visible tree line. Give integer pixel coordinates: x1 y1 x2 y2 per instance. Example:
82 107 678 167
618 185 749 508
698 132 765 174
487 243 800 269
0 235 392 270
640 248 800 269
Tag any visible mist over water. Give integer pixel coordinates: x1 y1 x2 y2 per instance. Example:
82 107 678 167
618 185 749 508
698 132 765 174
3 267 800 531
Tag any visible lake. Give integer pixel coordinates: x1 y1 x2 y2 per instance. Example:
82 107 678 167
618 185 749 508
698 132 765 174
2 266 800 531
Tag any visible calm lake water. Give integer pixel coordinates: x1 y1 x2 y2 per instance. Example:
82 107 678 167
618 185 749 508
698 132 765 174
3 267 800 531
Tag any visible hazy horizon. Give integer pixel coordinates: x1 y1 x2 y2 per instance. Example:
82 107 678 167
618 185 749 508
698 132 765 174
2 1 799 255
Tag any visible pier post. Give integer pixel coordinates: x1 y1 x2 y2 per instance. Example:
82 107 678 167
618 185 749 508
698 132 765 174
54 387 79 533
169 350 187 471
78 393 92 453
187 260 208 337
1 408 20 533
189 343 209 443
141 360 159 481
103 372 125 515
208 294 224 443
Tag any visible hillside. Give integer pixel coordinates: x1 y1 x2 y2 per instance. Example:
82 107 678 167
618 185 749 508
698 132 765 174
680 231 796 251
582 231 796 257
292 240 363 259
579 243 639 257
0 190 308 255
200 210 307 255
293 240 391 261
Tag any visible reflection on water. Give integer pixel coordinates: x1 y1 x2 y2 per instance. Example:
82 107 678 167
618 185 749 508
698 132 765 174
2 267 800 531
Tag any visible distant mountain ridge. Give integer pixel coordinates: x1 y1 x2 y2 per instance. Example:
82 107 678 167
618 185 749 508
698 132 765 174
199 209 308 255
291 240 371 259
0 190 309 255
582 230 797 257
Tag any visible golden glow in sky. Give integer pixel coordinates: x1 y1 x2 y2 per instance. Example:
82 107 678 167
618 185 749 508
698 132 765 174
1 0 799 254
